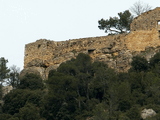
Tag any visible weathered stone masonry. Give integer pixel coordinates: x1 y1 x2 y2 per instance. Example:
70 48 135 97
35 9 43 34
22 7 160 79
131 7 160 31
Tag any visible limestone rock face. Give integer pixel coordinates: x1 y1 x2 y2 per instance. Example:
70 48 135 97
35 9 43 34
27 58 44 67
22 7 160 79
20 67 42 79
141 109 156 119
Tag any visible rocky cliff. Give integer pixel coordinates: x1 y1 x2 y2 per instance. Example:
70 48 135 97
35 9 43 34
21 7 160 79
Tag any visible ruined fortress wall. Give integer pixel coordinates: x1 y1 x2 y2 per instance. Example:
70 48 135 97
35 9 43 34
24 34 127 68
126 29 160 51
24 35 127 79
130 7 160 31
24 39 57 68
23 7 160 79
24 28 160 76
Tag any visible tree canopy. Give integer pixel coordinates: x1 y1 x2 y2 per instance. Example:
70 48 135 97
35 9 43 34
98 10 133 34
130 56 149 72
18 73 44 90
0 57 10 85
7 65 20 89
2 53 160 119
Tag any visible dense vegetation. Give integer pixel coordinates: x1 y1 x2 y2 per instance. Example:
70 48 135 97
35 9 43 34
1 52 160 119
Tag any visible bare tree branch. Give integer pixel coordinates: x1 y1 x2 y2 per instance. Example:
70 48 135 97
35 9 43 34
130 1 152 16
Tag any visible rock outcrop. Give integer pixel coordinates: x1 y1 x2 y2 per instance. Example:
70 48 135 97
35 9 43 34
22 7 160 79
2 86 13 97
141 108 156 119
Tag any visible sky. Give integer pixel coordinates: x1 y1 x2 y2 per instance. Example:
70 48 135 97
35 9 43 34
0 0 158 70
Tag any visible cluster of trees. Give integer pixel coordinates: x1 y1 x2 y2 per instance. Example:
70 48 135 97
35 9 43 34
0 57 20 99
1 52 160 119
98 1 152 34
0 73 44 120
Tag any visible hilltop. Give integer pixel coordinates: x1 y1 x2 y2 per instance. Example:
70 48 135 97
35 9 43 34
22 7 160 79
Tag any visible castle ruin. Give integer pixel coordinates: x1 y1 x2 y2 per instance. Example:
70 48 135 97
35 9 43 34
22 7 160 79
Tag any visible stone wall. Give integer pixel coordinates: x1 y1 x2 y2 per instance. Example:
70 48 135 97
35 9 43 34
22 7 160 79
130 7 160 31
24 35 127 68
23 34 128 79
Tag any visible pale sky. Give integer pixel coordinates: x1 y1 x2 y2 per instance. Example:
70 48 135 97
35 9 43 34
0 0 158 70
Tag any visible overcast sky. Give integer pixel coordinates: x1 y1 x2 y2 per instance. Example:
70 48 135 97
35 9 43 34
0 0 158 70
